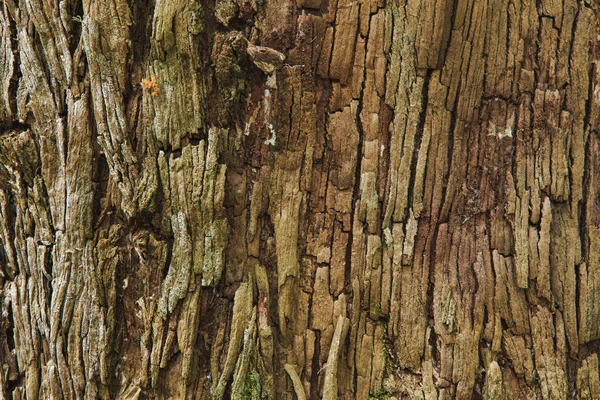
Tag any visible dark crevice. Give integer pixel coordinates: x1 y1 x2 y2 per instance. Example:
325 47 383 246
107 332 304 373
309 330 321 400
579 66 594 248
170 148 183 159
540 14 559 30
439 79 461 224
130 0 156 66
5 303 15 352
343 218 353 297
348 9 371 397
564 3 580 102
33 165 58 236
162 235 175 281
90 99 112 233
480 95 520 108
69 1 84 54
504 0 515 96
405 68 433 215
187 134 205 147
577 76 592 337
322 4 338 82
582 54 595 137
6 10 20 119
298 8 322 17
305 258 318 327
439 0 458 77
573 20 596 392
427 306 439 367
3 303 20 394
0 241 6 269
533 0 543 87
0 120 32 136
508 97 522 211
351 11 369 224
31 28 64 113
286 79 295 149
156 132 210 158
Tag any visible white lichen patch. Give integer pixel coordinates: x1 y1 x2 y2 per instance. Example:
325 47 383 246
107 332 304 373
266 73 277 89
264 124 277 145
488 121 513 139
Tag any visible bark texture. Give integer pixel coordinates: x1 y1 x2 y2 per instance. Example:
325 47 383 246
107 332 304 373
0 0 599 398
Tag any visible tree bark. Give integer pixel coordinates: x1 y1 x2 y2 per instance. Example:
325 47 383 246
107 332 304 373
0 0 599 398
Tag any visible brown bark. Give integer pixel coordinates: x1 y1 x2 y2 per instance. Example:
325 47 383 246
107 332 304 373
0 0 599 398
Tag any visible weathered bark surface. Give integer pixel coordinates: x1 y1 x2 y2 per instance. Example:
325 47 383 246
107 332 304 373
1 0 599 398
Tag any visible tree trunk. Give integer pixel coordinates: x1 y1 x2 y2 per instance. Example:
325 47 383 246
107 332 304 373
1 0 599 398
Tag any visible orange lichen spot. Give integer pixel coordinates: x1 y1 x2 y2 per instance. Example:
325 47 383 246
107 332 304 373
141 75 160 97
